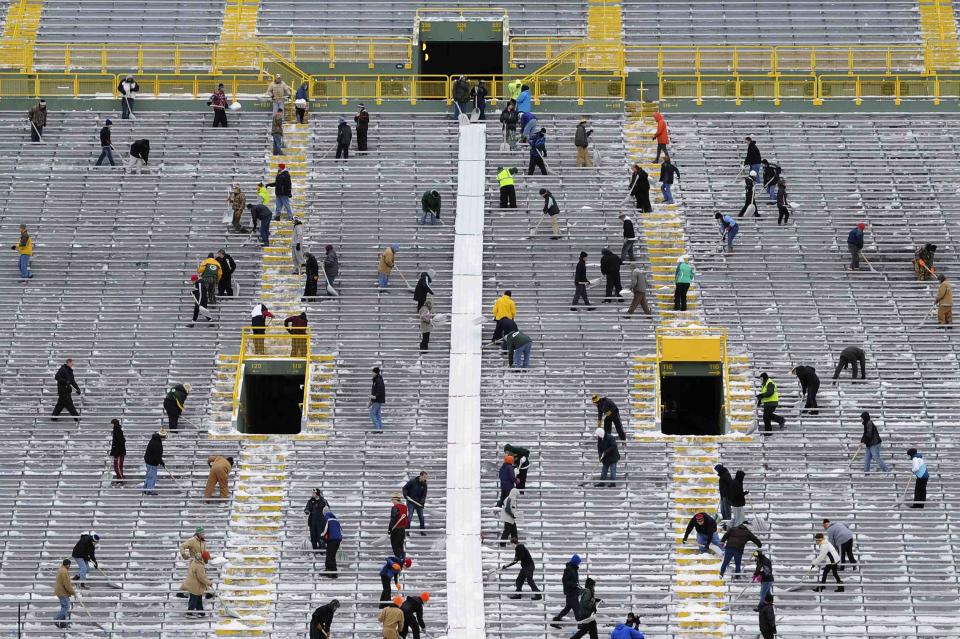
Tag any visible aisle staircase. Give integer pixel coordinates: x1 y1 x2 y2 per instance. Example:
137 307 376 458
919 0 960 69
221 0 260 41
0 0 44 66
624 100 758 637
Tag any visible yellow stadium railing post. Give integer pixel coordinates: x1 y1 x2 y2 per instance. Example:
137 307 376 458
330 41 336 70
885 48 893 76
812 75 823 106
63 47 70 72
848 48 854 77
934 74 941 105
375 75 382 106
657 47 663 75
576 74 584 106
340 75 347 105
810 48 816 77
732 47 739 74
368 41 375 69
174 46 181 74
696 75 703 107
137 46 144 74
773 74 781 107
895 75 902 106
694 47 701 74
855 76 862 106
101 47 107 74
770 47 778 75
734 74 742 106
405 40 412 69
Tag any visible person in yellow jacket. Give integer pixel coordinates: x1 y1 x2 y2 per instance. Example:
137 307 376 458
181 551 212 617
507 79 523 101
936 273 953 325
54 558 76 628
180 526 207 559
204 455 233 499
492 290 517 343
378 601 405 639
378 243 399 292
497 166 518 209
755 372 785 435
197 253 223 306
11 223 32 279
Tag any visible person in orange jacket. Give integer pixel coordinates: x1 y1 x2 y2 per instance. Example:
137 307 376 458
652 112 669 163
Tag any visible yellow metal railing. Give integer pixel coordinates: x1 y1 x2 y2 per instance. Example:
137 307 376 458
233 326 312 417
660 72 956 106
261 36 413 68
654 326 729 424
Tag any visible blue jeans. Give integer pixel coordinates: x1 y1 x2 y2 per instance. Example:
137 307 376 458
76 558 89 581
272 133 283 155
600 462 617 482
55 596 70 621
719 547 743 577
18 254 31 278
696 531 723 553
864 444 889 472
513 342 532 368
378 273 389 290
720 496 731 520
272 100 285 115
661 183 673 203
759 580 773 604
188 593 204 612
369 402 383 429
121 96 133 119
274 195 292 220
521 118 539 140
420 211 438 225
95 146 115 166
726 226 738 249
259 218 271 246
749 163 761 181
765 183 777 201
143 464 158 491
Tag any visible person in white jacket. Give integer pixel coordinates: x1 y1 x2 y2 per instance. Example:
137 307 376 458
811 533 843 592
499 486 518 548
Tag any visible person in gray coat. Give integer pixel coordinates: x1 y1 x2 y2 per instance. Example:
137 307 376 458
419 295 435 352
822 519 856 570
624 266 651 317
292 219 304 275
323 245 339 288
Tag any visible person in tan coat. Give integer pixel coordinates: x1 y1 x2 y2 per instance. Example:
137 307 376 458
227 184 247 232
204 456 234 499
181 551 212 617
378 602 405 639
54 559 75 627
378 243 399 292
180 526 207 559
936 273 953 326
267 74 291 115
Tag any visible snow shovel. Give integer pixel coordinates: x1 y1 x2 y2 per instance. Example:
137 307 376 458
122 95 137 121
527 213 545 239
319 263 339 297
730 581 752 604
586 276 603 290
470 96 481 123
217 593 241 619
29 121 42 143
76 595 110 633
394 267 416 293
918 304 937 328
95 566 122 590
499 126 509 152
163 467 187 489
535 148 551 174
454 101 470 125
848 444 863 468
784 567 815 592
860 252 879 274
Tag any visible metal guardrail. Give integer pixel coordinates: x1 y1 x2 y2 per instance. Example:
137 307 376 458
659 72 960 106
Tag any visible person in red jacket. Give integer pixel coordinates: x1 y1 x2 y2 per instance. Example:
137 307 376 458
208 83 228 128
388 494 409 558
652 112 669 162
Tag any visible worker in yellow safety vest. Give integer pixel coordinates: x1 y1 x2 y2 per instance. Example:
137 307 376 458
497 166 517 209
755 372 785 435
508 79 523 101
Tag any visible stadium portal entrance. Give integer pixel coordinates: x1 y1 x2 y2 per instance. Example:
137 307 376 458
238 360 305 434
660 362 725 436
420 41 503 77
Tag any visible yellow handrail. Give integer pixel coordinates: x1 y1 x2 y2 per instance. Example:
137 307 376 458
232 326 312 418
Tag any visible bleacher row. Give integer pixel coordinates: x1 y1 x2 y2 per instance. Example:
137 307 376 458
672 113 960 637
24 0 927 46
0 110 457 637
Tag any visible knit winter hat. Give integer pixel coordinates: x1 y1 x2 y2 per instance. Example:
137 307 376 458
695 513 704 521
195 526 205 534
857 223 866 230
403 557 413 568
570 554 581 565
420 592 430 603
907 448 918 458
391 243 399 251
860 411 870 421
393 596 404 606
191 274 198 282
504 455 514 464
278 163 285 170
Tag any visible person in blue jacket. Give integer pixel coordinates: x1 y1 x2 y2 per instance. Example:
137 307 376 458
528 128 547 176
907 448 930 508
847 222 865 270
379 556 413 607
716 213 739 253
498 455 516 506
321 510 342 577
609 613 645 639
516 84 532 113
519 110 539 142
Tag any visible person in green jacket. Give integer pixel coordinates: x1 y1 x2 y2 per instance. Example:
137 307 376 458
674 255 694 311
421 190 441 225
496 330 532 369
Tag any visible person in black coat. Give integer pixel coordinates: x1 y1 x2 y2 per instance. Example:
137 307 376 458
628 164 651 212
142 432 165 494
729 469 748 526
758 593 776 639
216 249 236 297
833 345 866 380
402 471 428 533
303 252 320 299
714 464 733 521
370 366 386 430
571 252 594 311
52 359 82 421
336 117 351 159
413 271 435 311
354 104 370 152
551 555 582 627
859 411 890 472
738 172 758 218
504 536 541 598
110 419 126 481
599 248 624 303
309 599 339 639
399 593 428 639
127 139 150 172
95 119 115 166
304 489 328 550
791 365 819 414
163 383 191 430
